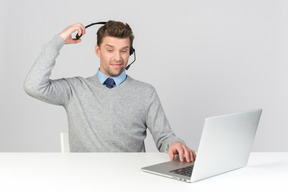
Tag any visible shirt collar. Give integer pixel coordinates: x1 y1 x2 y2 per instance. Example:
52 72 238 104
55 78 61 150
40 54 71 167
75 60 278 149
97 69 127 86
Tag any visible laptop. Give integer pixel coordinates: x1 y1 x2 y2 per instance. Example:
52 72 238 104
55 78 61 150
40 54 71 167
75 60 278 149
142 108 262 183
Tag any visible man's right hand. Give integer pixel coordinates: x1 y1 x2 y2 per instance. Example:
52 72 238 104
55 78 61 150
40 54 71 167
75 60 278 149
59 23 86 44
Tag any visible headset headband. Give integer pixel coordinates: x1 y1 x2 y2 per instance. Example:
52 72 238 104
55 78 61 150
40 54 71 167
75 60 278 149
75 22 107 40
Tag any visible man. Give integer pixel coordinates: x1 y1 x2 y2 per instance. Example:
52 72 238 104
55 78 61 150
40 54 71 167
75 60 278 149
24 21 195 162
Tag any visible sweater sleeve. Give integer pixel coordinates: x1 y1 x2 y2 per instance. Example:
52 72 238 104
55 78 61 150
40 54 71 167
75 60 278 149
146 87 185 153
24 35 71 106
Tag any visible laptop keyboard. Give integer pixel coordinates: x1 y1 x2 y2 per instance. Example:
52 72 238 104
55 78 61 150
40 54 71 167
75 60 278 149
169 165 194 177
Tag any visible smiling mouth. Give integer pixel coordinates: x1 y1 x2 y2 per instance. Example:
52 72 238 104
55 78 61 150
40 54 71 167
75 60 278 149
111 63 123 68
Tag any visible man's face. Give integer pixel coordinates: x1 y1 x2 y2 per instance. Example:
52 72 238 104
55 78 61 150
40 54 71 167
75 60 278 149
95 36 131 77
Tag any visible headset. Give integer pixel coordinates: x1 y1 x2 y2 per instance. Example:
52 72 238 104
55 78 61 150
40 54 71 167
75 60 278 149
75 22 136 70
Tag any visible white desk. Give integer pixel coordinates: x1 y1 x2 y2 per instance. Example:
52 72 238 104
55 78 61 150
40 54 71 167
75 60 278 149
0 152 287 192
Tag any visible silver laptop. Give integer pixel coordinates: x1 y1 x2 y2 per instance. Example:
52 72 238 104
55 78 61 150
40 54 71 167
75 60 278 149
142 108 262 183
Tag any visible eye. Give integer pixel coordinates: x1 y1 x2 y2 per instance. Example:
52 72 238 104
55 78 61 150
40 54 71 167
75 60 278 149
107 49 113 53
121 50 128 54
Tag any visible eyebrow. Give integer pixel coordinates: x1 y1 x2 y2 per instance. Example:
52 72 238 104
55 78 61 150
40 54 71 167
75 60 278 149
105 44 129 50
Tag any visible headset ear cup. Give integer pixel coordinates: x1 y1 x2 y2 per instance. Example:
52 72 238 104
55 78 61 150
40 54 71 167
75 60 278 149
130 47 135 56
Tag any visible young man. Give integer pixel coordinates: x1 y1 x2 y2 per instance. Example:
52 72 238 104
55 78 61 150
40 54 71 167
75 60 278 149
24 21 195 162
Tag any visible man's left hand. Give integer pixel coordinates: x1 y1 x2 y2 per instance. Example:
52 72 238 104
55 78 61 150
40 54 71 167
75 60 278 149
168 142 196 163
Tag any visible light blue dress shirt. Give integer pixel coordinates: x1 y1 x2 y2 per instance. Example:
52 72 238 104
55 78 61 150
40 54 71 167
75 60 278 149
97 69 127 88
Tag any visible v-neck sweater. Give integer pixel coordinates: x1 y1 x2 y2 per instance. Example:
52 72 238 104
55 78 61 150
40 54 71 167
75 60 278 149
24 35 183 152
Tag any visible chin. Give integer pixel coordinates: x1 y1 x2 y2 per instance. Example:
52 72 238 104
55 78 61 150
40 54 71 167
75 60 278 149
109 69 124 77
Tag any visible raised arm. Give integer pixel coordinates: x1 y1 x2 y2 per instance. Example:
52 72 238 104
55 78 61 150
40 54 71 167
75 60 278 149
23 23 85 106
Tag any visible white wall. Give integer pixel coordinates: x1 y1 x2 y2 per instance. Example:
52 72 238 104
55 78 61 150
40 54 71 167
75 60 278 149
0 0 287 152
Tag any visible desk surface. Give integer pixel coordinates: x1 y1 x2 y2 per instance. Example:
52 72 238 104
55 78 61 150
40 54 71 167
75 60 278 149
0 152 287 192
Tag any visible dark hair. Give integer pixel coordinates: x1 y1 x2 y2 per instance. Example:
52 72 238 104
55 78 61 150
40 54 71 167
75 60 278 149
97 20 134 47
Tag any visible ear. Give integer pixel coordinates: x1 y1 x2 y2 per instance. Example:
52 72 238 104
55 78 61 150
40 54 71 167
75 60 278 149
95 45 100 57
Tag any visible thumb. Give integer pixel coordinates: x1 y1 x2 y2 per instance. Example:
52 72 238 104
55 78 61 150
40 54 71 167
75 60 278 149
66 38 81 44
71 39 82 44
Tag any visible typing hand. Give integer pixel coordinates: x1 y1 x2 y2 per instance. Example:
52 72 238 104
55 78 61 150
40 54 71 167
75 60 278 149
59 23 86 44
168 142 196 163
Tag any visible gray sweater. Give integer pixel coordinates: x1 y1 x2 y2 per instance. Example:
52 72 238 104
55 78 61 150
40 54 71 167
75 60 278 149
24 35 183 152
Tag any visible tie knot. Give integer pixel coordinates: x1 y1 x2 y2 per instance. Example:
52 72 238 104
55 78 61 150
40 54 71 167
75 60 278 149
104 78 115 89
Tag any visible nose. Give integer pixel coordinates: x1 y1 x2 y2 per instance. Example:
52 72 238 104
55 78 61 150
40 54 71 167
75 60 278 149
113 51 122 62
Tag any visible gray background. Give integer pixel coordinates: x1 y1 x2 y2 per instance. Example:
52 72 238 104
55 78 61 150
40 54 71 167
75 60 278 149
0 0 287 152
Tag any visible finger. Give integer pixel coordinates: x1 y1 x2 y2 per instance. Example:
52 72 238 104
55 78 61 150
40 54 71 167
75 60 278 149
192 150 196 161
59 25 79 43
73 39 82 44
168 149 174 161
77 26 83 36
68 25 79 36
73 26 82 36
169 147 178 161
185 147 192 162
189 150 195 162
187 149 194 162
181 145 190 162
68 38 82 44
75 23 86 36
75 23 85 32
186 146 194 163
80 23 86 35
177 146 185 162
189 150 194 162
66 24 81 38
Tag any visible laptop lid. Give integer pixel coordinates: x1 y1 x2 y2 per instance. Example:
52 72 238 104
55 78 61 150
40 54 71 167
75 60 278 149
190 108 262 182
142 108 262 183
